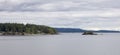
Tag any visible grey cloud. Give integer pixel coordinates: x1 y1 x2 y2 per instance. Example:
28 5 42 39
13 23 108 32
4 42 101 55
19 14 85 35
0 0 119 11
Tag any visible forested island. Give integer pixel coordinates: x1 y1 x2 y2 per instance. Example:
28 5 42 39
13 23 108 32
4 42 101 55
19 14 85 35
0 23 57 35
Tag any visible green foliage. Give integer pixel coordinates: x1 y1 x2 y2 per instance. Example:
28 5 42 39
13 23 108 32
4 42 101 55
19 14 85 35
0 23 57 35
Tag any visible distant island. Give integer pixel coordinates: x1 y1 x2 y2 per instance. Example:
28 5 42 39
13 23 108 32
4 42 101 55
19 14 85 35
82 31 97 35
0 23 57 35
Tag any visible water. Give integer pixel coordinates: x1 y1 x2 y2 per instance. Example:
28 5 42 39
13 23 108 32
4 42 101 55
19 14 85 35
0 33 120 55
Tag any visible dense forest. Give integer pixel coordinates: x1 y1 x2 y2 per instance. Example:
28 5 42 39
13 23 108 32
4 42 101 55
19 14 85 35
0 23 57 35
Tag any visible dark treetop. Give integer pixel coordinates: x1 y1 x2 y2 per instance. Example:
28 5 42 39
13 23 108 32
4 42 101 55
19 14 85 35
0 23 57 35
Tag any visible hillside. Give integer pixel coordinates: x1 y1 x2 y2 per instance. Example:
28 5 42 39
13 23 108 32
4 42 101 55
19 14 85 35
55 28 119 33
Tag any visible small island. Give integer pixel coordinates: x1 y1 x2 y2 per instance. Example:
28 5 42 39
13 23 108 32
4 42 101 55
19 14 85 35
82 31 97 35
0 23 57 35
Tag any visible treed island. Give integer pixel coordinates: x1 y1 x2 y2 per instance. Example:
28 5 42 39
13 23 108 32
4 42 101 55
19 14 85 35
0 23 57 35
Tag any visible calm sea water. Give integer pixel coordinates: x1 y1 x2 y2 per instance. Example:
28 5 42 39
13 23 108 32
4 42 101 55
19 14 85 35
0 33 120 55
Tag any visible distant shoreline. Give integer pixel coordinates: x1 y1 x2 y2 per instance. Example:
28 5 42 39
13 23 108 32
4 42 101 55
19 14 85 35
55 28 120 33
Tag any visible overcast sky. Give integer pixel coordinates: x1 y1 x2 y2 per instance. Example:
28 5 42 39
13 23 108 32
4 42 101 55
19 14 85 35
0 0 120 30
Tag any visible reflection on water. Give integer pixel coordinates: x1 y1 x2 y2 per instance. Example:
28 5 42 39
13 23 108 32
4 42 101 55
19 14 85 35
0 33 120 55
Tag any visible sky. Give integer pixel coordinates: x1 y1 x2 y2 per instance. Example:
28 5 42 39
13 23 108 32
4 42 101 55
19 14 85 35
0 0 120 30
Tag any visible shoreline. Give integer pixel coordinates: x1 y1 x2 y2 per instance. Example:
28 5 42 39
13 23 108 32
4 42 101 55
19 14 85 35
0 32 58 36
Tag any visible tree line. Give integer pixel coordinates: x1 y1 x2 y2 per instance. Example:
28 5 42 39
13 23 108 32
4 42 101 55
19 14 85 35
0 23 57 35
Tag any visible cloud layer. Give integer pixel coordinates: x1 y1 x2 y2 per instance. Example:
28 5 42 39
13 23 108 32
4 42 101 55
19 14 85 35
0 0 120 30
0 0 120 11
